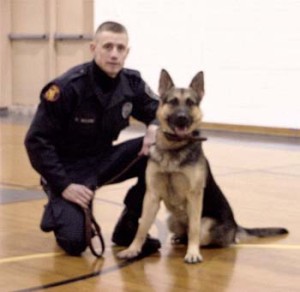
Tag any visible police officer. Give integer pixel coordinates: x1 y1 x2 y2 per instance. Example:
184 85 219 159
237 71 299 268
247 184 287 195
25 21 161 255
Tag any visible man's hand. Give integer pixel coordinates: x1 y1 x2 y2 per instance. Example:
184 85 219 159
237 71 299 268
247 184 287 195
139 124 158 156
62 183 94 209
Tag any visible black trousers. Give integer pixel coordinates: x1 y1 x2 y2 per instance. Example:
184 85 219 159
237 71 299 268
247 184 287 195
41 137 148 255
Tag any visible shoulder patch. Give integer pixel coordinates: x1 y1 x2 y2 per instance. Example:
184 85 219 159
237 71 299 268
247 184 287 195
44 84 60 102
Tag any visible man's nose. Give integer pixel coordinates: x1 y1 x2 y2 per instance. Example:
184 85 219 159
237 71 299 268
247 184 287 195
110 47 119 58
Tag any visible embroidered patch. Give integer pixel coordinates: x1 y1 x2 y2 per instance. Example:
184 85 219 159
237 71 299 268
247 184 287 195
44 85 60 102
122 102 133 119
145 83 159 100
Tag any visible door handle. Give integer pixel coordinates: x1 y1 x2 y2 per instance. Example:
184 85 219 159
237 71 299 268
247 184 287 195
8 33 49 41
54 33 93 41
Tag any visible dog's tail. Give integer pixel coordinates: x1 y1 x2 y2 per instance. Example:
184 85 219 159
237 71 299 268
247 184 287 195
235 226 288 243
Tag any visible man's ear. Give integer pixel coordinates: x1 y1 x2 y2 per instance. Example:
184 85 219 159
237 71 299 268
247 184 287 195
158 69 175 97
125 46 130 59
90 41 96 54
189 71 205 100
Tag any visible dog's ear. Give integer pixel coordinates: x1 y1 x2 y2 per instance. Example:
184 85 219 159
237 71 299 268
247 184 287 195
189 71 205 100
158 69 175 97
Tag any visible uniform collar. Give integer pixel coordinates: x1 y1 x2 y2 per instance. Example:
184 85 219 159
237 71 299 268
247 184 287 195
92 61 120 93
88 61 135 109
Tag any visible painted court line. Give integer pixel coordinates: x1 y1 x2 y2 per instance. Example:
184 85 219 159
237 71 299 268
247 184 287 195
0 252 64 264
1 244 299 265
234 244 300 250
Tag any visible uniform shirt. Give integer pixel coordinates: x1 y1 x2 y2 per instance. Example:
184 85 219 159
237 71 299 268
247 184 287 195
25 61 159 194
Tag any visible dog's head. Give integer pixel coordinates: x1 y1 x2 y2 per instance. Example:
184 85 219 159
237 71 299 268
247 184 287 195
156 69 205 139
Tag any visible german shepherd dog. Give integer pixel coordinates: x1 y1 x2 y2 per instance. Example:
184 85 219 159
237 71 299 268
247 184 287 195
118 69 288 264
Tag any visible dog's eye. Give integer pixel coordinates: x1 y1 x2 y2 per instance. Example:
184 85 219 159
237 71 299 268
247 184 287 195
186 98 196 107
167 98 179 106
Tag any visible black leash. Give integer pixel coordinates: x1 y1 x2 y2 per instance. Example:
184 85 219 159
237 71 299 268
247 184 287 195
84 203 105 258
85 155 143 258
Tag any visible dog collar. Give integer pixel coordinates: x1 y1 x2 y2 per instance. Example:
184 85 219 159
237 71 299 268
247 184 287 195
162 130 207 142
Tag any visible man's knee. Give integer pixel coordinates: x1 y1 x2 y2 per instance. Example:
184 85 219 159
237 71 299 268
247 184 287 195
55 232 87 256
47 198 87 256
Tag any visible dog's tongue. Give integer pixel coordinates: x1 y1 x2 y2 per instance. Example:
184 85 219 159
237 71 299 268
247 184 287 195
175 127 189 137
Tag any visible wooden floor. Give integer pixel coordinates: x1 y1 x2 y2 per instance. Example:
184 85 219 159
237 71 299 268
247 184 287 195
0 115 299 292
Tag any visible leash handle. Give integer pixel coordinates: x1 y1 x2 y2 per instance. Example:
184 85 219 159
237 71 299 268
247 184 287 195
84 205 105 258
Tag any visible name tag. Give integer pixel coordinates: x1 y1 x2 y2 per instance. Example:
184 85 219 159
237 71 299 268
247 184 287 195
74 117 95 124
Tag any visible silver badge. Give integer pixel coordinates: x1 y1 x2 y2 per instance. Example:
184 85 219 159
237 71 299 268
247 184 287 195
122 102 133 119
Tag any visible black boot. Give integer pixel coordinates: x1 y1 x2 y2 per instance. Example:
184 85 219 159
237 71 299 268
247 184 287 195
40 201 56 232
112 208 161 255
171 234 188 245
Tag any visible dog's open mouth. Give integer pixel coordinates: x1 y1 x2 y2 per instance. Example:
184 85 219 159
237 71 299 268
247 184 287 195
174 126 190 137
167 111 193 138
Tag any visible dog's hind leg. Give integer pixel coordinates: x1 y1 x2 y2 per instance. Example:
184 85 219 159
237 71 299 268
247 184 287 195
199 217 217 246
169 217 231 247
168 214 188 244
203 220 237 247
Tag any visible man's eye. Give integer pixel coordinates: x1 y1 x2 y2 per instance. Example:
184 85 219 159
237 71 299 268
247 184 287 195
117 45 126 52
104 44 113 50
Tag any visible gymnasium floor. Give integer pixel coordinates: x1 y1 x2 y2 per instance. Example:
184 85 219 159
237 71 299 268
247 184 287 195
0 113 299 291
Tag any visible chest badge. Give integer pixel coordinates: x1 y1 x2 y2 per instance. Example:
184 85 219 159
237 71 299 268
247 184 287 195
122 102 133 119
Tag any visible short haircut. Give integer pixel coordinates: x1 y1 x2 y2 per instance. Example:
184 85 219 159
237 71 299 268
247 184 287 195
95 21 128 35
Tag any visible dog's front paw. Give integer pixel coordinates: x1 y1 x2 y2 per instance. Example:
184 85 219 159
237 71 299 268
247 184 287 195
117 248 141 260
184 252 203 264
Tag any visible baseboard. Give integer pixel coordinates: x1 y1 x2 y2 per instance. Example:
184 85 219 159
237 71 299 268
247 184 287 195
130 118 299 138
201 122 300 138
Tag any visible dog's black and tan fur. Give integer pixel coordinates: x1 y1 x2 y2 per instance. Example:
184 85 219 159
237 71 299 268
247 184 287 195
118 69 288 264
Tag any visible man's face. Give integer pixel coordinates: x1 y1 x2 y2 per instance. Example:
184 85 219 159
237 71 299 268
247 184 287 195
90 31 129 78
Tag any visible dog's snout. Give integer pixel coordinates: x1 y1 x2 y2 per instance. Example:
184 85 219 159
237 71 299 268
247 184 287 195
175 113 190 127
168 110 192 129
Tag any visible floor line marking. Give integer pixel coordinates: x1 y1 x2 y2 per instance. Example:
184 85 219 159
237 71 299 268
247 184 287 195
0 252 64 264
234 244 300 250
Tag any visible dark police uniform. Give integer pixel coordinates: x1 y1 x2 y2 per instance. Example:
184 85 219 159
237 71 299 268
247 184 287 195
25 61 159 255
